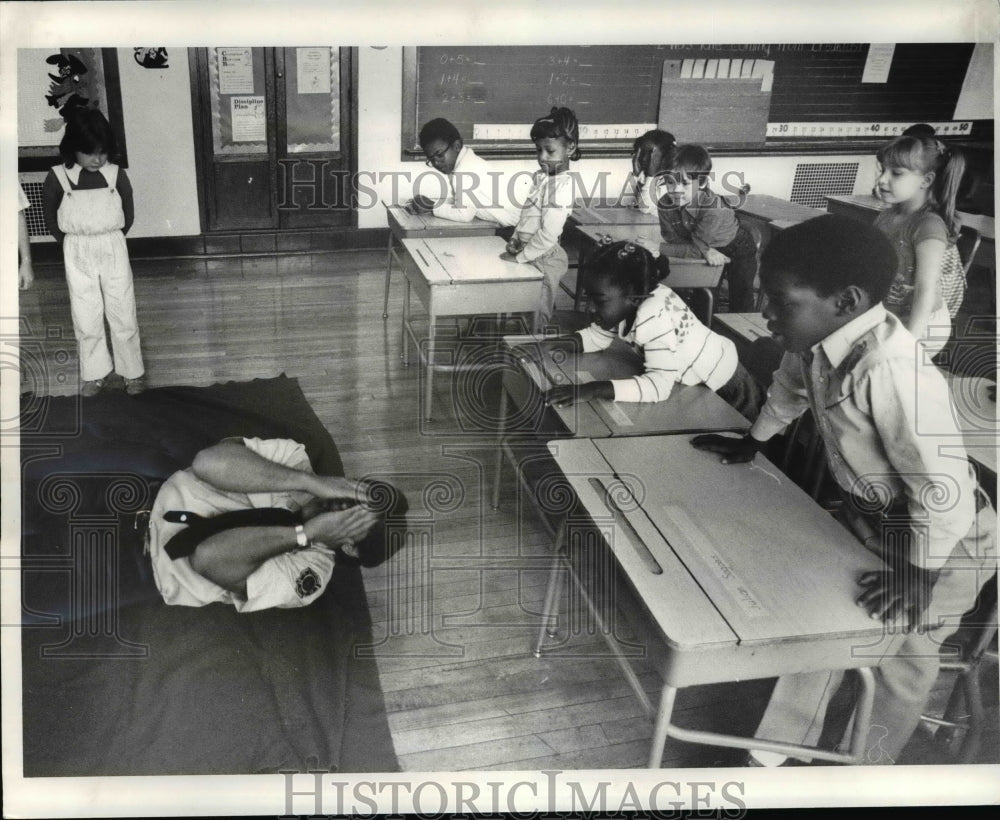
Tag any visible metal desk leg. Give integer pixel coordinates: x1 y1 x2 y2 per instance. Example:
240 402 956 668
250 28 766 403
490 387 510 510
573 245 590 312
648 666 877 766
401 277 410 365
702 288 714 327
383 232 395 319
649 684 679 768
533 522 567 658
424 306 437 421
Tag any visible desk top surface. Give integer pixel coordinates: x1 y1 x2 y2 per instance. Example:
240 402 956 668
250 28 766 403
386 204 501 235
550 435 886 650
713 312 772 342
736 194 826 225
503 334 749 438
570 200 659 227
572 224 724 289
574 222 663 244
401 236 542 284
825 194 995 240
825 194 883 213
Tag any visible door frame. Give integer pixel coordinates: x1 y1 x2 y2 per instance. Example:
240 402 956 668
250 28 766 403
188 46 358 234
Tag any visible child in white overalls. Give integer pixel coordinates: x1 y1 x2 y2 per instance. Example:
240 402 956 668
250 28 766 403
42 109 145 396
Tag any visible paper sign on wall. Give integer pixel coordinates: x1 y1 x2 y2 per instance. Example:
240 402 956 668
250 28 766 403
218 48 254 94
297 47 331 94
862 44 895 84
231 95 266 142
658 58 774 146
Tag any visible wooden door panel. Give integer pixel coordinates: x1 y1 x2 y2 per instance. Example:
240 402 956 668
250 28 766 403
214 160 273 228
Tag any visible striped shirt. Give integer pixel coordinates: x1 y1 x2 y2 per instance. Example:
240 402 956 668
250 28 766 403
576 284 738 402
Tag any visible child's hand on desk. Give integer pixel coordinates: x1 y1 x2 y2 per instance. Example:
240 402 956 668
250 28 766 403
506 236 524 255
702 248 730 267
546 381 613 407
855 563 940 634
405 195 435 214
689 433 760 464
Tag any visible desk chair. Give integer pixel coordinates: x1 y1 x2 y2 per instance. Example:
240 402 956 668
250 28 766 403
957 225 983 274
734 216 763 314
956 225 992 311
939 225 983 318
920 574 998 763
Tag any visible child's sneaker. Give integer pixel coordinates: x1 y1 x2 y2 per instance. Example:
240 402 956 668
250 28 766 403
124 376 146 396
80 378 106 397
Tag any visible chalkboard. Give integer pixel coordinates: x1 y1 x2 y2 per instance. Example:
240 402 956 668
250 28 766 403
402 43 985 155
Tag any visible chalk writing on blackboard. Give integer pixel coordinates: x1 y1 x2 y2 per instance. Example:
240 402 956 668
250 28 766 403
403 44 981 153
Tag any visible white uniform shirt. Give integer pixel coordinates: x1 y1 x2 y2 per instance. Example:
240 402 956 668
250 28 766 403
433 146 526 227
148 437 336 611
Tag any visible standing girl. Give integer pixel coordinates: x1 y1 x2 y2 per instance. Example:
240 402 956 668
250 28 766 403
501 107 580 333
530 241 762 420
874 135 966 356
42 108 145 396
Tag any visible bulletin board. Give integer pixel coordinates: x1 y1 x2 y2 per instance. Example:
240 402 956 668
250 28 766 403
209 47 270 156
284 46 342 154
17 48 128 171
402 43 987 156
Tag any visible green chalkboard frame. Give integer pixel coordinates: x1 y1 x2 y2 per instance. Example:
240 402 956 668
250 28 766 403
401 44 992 160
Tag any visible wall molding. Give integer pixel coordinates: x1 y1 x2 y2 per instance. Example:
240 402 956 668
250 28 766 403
31 227 389 268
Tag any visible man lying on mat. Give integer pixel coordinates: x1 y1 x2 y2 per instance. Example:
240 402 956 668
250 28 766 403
146 437 407 612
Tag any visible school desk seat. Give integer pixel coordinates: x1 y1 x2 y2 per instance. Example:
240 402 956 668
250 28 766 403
956 225 992 308
733 215 763 312
957 225 983 274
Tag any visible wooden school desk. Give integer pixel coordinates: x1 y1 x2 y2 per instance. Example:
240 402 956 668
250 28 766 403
569 199 659 228
382 204 503 318
490 333 749 510
538 434 896 767
825 194 997 241
712 312 783 388
400 235 543 421
825 193 996 273
736 193 827 227
562 199 659 308
734 193 826 255
571 223 726 321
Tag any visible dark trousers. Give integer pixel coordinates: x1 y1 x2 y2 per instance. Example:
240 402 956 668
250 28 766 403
717 225 759 313
715 361 764 422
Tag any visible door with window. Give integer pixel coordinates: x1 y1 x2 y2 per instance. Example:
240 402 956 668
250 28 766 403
191 47 354 232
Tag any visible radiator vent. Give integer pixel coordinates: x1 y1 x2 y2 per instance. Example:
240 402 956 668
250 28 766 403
789 162 860 210
20 180 50 238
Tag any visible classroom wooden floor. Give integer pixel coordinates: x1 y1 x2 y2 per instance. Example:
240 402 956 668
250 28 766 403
16 247 999 771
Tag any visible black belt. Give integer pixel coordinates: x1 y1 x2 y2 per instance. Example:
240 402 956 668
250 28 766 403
162 508 302 560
